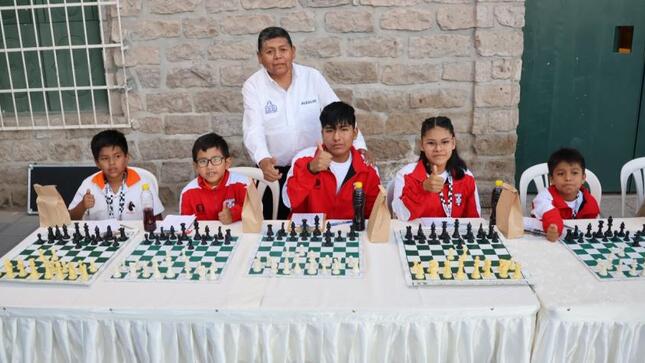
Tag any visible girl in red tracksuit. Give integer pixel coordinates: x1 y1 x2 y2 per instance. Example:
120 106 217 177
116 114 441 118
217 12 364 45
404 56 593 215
392 116 481 221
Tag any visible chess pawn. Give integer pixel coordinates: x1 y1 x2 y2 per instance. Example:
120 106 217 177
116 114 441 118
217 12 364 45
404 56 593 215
471 257 481 280
252 258 263 273
3 259 14 279
68 262 78 281
293 261 303 274
283 259 292 275
197 265 206 281
413 261 424 280
79 263 89 282
17 259 27 278
332 258 341 275
28 259 38 280
89 260 98 274
447 248 455 261
483 259 493 278
428 260 439 279
455 260 466 281
499 260 510 279
442 260 452 279
209 264 217 280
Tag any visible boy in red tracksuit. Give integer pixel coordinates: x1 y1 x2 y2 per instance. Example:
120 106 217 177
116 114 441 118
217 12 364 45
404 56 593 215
180 133 249 223
531 148 600 242
283 101 381 219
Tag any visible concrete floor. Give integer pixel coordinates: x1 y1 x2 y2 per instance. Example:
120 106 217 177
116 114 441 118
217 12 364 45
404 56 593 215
0 194 640 258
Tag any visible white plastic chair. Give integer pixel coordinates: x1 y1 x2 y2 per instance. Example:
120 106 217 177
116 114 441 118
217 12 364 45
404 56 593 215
230 166 280 220
620 157 645 216
519 163 602 215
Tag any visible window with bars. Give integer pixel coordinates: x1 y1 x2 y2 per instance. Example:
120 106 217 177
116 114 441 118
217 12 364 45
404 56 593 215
0 0 129 130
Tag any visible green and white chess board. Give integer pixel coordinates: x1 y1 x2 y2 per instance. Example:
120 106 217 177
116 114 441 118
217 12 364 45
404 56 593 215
248 223 362 278
395 221 527 287
560 220 645 281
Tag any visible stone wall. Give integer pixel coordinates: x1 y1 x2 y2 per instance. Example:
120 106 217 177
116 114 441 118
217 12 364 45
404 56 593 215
0 0 524 211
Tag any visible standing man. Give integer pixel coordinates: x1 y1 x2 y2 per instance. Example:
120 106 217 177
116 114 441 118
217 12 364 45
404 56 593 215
243 27 369 219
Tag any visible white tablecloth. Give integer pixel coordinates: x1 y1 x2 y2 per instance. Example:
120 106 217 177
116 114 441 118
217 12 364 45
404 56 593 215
504 218 645 363
0 220 539 363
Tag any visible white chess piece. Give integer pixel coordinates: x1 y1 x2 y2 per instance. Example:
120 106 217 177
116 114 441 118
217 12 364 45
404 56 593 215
630 261 638 277
112 268 122 278
283 258 292 275
197 265 206 281
598 260 608 277
252 257 263 273
322 255 332 268
141 264 151 279
166 265 176 279
152 260 161 279
209 264 217 280
332 258 341 275
307 259 317 275
617 247 626 258
293 261 302 274
129 262 137 279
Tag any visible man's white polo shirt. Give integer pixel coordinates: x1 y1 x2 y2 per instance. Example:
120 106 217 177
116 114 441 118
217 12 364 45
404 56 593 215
242 63 367 166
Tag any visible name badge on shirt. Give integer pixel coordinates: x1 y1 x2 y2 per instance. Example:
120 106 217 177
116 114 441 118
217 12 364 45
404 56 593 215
224 198 235 209
301 99 317 106
455 193 463 206
265 100 277 114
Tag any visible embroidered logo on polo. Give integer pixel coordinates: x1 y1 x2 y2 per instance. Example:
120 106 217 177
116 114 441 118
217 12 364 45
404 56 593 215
265 101 277 114
224 198 235 209
301 99 317 105
455 193 463 207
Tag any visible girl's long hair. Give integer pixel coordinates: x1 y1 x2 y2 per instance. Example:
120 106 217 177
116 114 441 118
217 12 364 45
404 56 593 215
418 116 468 180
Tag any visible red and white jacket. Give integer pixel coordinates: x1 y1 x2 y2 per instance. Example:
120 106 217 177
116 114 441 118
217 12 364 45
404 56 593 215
180 171 249 221
283 146 381 219
531 185 600 234
392 160 481 221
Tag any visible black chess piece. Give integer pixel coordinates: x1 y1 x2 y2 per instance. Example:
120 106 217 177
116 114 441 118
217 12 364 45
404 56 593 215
429 223 437 239
53 225 62 240
564 229 573 243
492 232 499 243
335 230 343 242
487 224 494 240
143 233 151 245
112 237 119 248
180 222 186 234
169 226 177 240
94 226 102 242
404 226 413 243
118 227 128 241
324 234 333 247
266 224 274 237
585 224 593 238
624 230 630 242
572 225 579 239
595 220 604 239
155 235 161 245
299 223 310 239
62 225 70 240
74 222 80 236
289 224 298 241
160 227 167 240
477 224 485 239
225 229 232 245
313 222 321 237
194 225 201 241
452 220 460 239
204 226 212 241
105 225 113 239
415 224 425 241
74 239 82 249
36 233 45 244
641 224 645 234
187 240 194 250
618 222 625 237
193 219 199 230
325 222 333 238
464 223 473 239
278 222 287 238
440 221 449 240
302 218 309 231
217 226 224 240
577 233 584 243
607 216 613 231
348 225 357 241
201 235 208 246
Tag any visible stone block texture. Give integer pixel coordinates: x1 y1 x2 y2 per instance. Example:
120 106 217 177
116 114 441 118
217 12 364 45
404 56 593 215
0 0 524 211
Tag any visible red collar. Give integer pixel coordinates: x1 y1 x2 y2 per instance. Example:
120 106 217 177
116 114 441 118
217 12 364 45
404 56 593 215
197 170 229 190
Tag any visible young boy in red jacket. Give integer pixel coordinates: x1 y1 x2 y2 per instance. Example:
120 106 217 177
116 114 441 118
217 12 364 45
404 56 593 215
283 101 381 219
180 133 249 223
531 148 600 242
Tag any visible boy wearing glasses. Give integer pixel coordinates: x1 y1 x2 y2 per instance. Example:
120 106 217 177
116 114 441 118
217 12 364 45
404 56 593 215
180 133 249 223
69 129 164 220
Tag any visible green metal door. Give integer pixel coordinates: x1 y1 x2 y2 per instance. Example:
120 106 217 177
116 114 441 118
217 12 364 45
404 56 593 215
517 0 645 192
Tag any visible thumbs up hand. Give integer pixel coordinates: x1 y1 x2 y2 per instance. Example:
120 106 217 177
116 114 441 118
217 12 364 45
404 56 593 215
218 202 233 225
546 224 560 242
423 165 446 193
82 189 95 210
308 143 333 174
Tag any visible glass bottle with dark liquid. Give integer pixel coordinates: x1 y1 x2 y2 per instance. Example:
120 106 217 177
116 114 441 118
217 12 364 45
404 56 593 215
352 181 366 231
141 183 156 232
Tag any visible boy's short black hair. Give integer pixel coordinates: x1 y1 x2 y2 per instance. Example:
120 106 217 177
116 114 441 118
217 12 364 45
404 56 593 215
91 129 128 160
320 101 356 129
192 132 230 162
548 147 586 175
257 27 292 52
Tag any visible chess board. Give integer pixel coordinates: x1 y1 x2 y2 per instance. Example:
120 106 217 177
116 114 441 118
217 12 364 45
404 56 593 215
395 220 527 287
111 224 239 282
0 223 133 286
560 219 645 281
248 222 363 278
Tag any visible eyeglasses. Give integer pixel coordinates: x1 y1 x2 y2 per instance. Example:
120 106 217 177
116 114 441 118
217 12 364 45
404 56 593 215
196 156 225 168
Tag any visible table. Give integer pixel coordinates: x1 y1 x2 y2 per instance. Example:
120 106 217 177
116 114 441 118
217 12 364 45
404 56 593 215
0 219 539 363
504 218 645 363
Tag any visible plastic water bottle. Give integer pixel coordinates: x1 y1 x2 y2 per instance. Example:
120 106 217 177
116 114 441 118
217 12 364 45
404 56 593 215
352 181 366 231
141 183 156 233
490 180 504 226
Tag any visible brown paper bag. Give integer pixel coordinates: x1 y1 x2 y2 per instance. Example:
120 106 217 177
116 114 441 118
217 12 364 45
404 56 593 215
34 184 71 228
496 183 524 239
367 185 391 243
242 181 263 233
